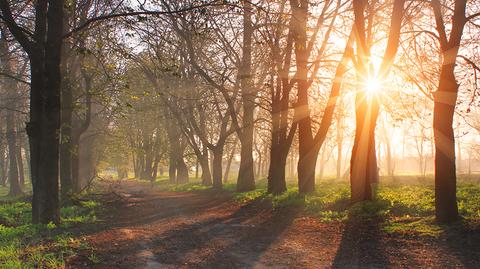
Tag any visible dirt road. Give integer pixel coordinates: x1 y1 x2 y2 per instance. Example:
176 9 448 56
68 181 480 268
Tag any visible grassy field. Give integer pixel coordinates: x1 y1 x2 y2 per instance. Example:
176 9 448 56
0 187 101 268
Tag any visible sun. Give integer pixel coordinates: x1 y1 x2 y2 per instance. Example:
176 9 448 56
365 77 381 95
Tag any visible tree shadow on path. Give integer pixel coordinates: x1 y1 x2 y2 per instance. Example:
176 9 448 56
442 220 480 268
149 198 300 268
332 215 390 269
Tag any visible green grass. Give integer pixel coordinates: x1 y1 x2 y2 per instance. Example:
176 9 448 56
0 188 102 269
153 176 480 237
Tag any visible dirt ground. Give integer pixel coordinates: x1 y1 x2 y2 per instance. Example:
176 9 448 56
67 181 480 269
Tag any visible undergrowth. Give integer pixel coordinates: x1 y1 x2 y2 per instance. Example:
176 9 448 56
156 177 480 237
0 196 101 268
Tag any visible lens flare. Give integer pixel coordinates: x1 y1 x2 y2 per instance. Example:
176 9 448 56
365 77 381 95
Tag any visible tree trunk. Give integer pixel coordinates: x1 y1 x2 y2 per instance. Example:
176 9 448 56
176 156 189 184
6 109 22 196
132 150 139 178
142 146 154 180
236 0 256 192
433 68 459 222
224 141 237 183
1 0 64 225
168 154 177 183
385 135 394 177
16 132 25 186
429 0 466 223
0 139 6 186
199 153 212 185
71 134 81 193
350 92 379 202
212 147 224 190
60 78 73 199
267 145 288 194
336 120 343 180
318 146 327 180
151 151 160 181
291 0 316 194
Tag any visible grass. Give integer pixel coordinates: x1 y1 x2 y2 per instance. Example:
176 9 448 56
0 187 102 268
149 175 480 237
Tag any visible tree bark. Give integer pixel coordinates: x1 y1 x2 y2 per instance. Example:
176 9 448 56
350 0 404 202
176 142 189 184
291 0 316 193
430 0 466 223
224 141 237 183
0 136 6 186
236 0 256 192
433 69 459 222
6 109 22 196
16 130 25 186
0 0 66 223
212 147 224 190
168 154 177 183
0 29 22 196
199 153 212 185
60 77 73 199
267 144 288 194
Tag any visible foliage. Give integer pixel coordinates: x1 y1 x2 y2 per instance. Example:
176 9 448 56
0 196 101 268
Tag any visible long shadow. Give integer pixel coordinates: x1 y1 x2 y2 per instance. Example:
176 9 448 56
67 191 250 267
147 198 299 268
332 214 390 269
200 207 299 268
442 220 480 268
63 191 234 237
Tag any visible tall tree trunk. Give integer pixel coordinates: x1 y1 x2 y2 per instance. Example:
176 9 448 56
60 79 73 199
16 130 25 186
291 0 316 194
142 144 154 180
6 110 22 196
199 152 212 185
430 0 466 223
176 149 189 184
349 0 404 202
212 147 224 190
0 138 6 186
267 144 288 194
350 93 379 202
224 141 237 183
0 25 23 196
433 69 459 222
336 117 343 180
71 135 82 192
236 0 256 192
1 0 65 224
151 150 161 181
385 137 394 177
168 154 177 183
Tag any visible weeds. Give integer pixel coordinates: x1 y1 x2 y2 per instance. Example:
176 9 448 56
0 195 101 268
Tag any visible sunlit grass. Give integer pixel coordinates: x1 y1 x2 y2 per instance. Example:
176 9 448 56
155 175 480 236
0 189 101 268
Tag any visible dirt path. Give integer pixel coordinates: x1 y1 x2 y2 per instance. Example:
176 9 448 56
68 181 480 269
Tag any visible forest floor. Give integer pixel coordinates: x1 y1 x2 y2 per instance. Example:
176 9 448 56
66 179 480 269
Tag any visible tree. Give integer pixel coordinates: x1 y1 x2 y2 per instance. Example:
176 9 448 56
430 0 468 222
349 0 405 202
0 0 64 223
0 28 23 196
